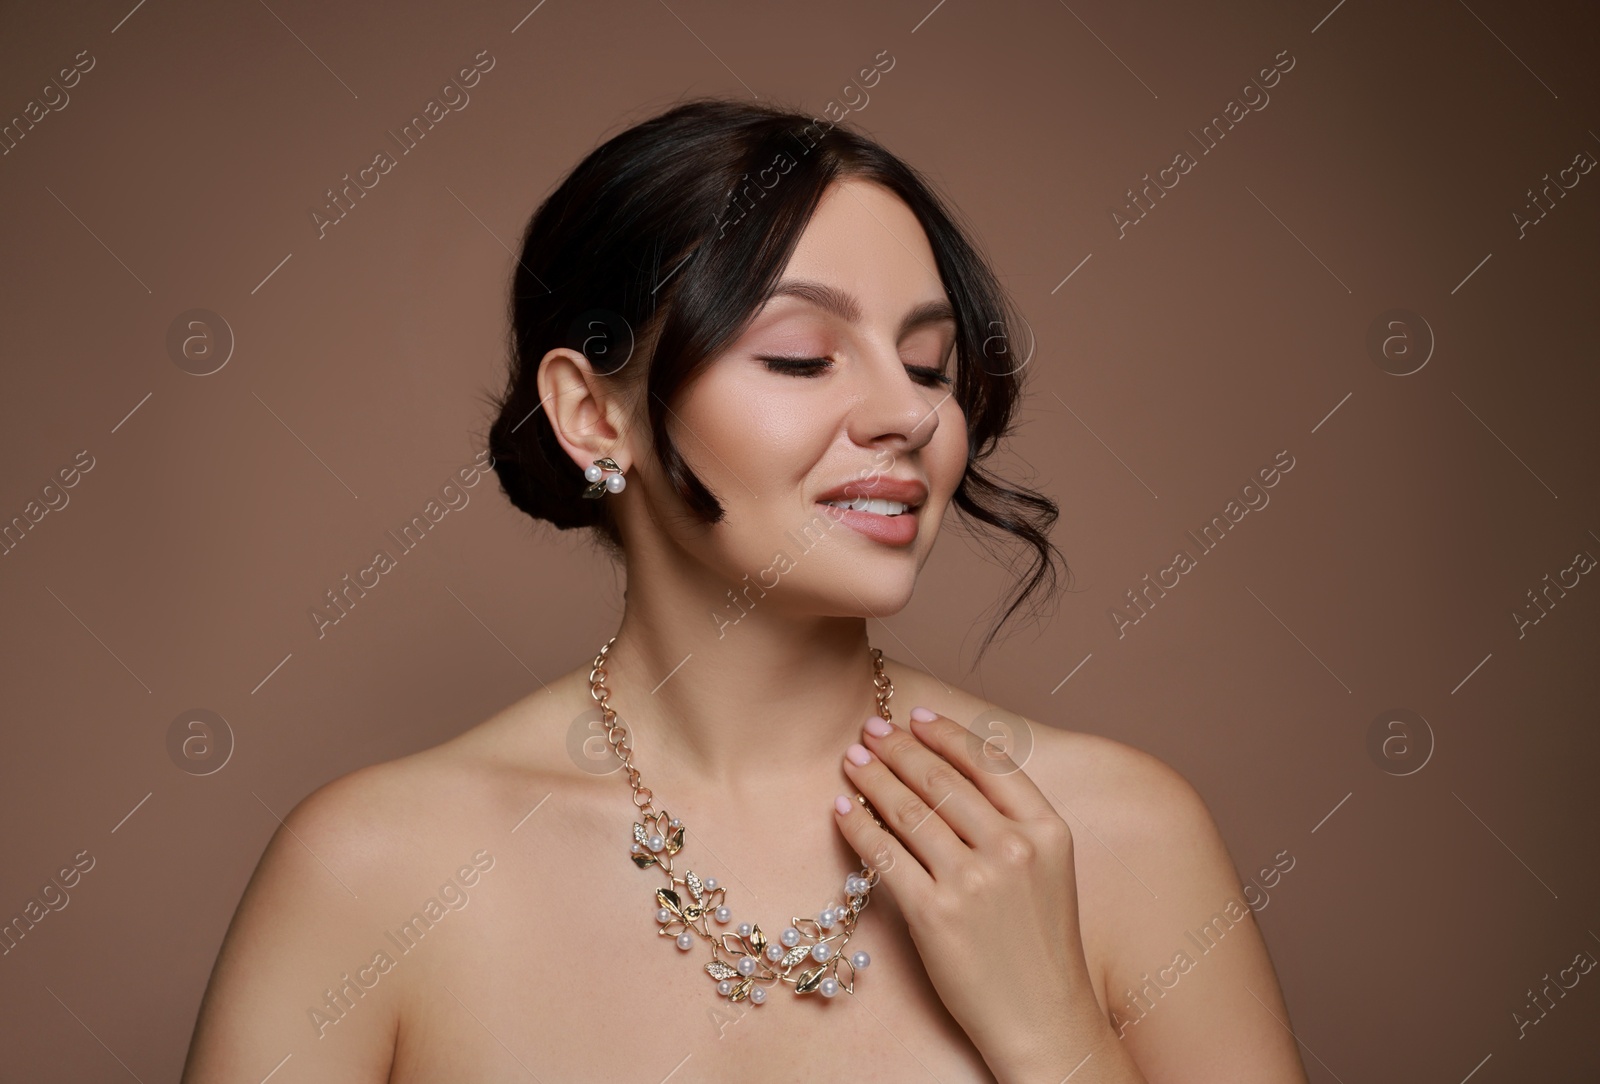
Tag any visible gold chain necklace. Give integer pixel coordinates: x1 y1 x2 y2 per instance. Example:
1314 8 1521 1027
588 636 891 1005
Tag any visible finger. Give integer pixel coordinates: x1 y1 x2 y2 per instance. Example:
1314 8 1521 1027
858 714 1010 848
842 733 970 875
905 707 1058 823
831 791 931 900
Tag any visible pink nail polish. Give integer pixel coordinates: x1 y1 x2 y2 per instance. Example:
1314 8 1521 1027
834 794 854 815
846 743 873 766
910 706 937 723
865 716 893 737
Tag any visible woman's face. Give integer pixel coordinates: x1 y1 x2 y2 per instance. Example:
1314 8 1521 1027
659 176 969 622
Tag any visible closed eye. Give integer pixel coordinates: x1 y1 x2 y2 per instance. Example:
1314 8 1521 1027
759 355 952 387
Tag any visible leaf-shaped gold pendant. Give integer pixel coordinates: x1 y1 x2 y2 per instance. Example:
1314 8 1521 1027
730 977 753 1002
779 944 812 968
656 888 682 915
685 870 704 902
632 853 657 869
665 825 685 855
683 904 704 920
705 960 739 980
634 822 648 846
795 966 826 994
748 924 767 953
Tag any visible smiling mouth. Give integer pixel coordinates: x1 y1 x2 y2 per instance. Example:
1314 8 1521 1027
818 497 916 517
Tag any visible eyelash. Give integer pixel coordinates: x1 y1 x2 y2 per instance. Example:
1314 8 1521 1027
759 355 953 388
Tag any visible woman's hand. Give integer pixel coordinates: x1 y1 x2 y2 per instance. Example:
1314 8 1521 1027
833 707 1143 1084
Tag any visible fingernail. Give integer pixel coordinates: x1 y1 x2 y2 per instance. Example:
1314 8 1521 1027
864 716 893 737
834 794 854 815
846 743 873 766
910 706 937 722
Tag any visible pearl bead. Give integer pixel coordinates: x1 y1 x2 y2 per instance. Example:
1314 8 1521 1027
714 906 731 923
766 944 784 962
737 923 752 938
818 909 836 929
584 464 604 483
605 471 626 493
647 835 664 852
676 933 693 950
780 927 800 947
704 877 719 891
717 979 733 996
851 950 871 970
655 908 672 924
631 842 642 853
750 986 767 1004
819 977 839 997
737 956 757 976
845 876 862 896
669 818 681 828
811 942 831 962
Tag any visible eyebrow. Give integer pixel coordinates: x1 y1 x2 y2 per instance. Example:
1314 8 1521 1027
767 278 957 340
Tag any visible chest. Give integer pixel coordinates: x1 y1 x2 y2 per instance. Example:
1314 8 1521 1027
386 817 1009 1083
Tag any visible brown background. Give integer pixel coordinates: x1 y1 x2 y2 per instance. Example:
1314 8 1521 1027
2 0 1597 1080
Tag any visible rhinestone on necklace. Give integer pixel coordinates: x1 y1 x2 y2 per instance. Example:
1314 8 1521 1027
588 637 888 1004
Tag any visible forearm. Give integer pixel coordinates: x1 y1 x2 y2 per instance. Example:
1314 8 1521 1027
986 1003 1148 1084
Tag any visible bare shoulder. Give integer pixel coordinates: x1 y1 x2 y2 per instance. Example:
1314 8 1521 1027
184 677 591 1083
892 666 1307 1081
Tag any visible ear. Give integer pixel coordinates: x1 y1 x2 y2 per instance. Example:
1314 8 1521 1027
536 346 637 474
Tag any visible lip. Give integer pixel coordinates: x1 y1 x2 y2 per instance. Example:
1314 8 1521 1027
813 477 928 548
813 476 929 507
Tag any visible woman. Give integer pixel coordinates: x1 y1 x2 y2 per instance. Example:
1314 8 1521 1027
184 98 1308 1083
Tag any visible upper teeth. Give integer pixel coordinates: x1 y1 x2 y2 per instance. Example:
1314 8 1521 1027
822 497 910 516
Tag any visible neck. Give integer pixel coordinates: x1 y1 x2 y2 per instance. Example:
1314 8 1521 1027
594 563 889 800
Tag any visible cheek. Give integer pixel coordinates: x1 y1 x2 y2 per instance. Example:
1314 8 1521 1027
675 370 835 512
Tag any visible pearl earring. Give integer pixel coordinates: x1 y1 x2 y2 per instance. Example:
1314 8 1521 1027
582 456 626 498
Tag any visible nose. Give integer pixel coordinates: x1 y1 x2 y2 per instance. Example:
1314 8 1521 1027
844 349 943 456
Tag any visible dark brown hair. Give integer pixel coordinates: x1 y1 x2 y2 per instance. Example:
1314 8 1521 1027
485 95 1069 660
